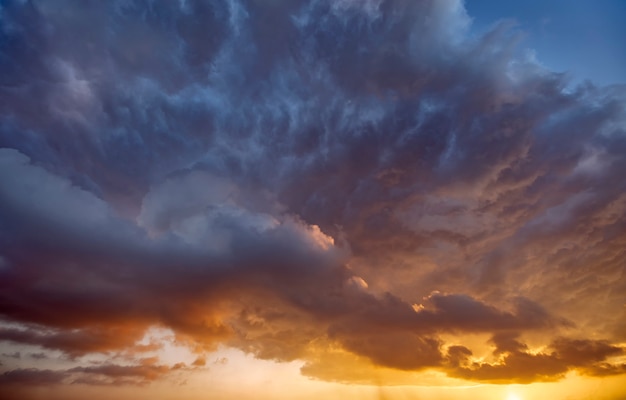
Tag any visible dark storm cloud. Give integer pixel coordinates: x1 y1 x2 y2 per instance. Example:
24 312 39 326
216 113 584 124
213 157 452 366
0 0 625 386
226 285 563 371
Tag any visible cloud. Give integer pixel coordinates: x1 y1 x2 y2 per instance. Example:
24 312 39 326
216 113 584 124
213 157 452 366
0 357 184 387
0 325 148 357
1 352 20 360
0 0 625 388
28 353 48 360
0 368 67 386
67 362 173 386
0 148 344 354
446 333 626 383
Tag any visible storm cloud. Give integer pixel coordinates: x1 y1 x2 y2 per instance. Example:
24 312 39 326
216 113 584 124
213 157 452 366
0 0 625 389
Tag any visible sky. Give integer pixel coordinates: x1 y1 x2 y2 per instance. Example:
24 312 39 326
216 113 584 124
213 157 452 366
465 0 626 86
0 1 625 400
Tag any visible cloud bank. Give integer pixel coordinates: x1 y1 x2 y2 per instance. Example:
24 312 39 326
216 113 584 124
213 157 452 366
0 0 625 388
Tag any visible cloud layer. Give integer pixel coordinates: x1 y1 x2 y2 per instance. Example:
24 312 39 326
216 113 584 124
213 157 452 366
0 0 625 388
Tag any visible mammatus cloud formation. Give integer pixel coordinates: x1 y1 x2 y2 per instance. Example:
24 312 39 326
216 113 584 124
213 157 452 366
0 0 625 395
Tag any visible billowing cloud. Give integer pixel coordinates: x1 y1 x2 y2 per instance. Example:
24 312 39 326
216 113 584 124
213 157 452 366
447 333 625 383
0 0 625 391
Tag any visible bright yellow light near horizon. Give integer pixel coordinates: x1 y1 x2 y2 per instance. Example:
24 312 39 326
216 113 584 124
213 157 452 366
506 393 522 400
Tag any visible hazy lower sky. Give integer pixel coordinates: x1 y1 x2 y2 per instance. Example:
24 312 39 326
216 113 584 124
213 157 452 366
1 1 625 400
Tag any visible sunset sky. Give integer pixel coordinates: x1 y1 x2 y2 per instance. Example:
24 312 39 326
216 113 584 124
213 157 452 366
1 1 625 399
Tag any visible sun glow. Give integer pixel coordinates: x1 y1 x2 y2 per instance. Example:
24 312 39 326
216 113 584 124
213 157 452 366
506 393 522 400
